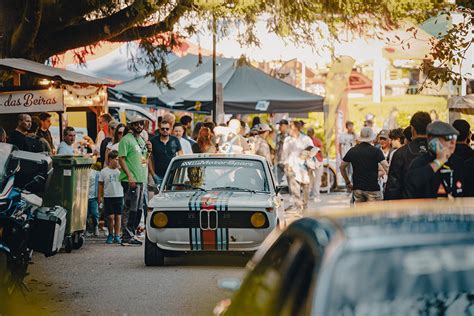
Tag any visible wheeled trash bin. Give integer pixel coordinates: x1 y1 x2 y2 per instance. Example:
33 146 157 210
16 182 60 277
43 155 93 253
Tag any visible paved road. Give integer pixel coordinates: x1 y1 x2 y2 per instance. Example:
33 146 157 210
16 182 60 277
8 192 350 315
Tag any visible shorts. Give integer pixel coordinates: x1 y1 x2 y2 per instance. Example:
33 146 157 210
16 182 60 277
353 190 383 202
104 197 124 216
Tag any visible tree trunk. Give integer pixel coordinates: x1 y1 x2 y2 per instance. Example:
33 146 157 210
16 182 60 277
0 2 18 58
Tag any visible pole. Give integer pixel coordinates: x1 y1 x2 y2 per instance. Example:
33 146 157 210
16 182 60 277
212 13 217 123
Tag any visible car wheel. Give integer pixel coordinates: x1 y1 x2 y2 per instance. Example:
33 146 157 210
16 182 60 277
72 234 85 250
145 234 165 266
321 166 337 192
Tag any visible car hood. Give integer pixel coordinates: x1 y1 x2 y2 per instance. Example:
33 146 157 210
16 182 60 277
149 191 274 210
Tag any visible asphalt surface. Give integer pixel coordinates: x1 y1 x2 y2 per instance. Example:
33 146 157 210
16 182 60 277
8 192 351 315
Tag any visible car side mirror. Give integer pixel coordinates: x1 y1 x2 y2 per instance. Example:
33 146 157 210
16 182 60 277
218 278 242 292
148 183 160 194
275 185 289 194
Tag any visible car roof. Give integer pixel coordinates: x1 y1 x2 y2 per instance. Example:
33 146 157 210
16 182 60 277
171 153 268 162
301 198 474 241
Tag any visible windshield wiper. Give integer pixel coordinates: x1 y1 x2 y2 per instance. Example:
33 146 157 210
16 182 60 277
169 183 207 192
211 186 257 193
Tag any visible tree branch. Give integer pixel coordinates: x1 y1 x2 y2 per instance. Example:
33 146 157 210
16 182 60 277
10 0 43 57
36 0 162 57
108 0 193 42
40 0 117 32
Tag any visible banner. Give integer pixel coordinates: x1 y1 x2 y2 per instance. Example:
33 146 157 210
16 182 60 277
323 56 355 155
0 89 63 113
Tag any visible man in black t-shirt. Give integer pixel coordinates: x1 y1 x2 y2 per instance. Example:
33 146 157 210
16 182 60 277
8 114 32 151
150 121 183 185
36 112 54 153
340 127 389 202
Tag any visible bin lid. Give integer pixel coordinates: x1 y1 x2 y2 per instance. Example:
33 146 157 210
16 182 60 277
52 155 94 166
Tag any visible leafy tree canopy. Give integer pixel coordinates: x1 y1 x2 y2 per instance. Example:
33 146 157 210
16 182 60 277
0 0 470 86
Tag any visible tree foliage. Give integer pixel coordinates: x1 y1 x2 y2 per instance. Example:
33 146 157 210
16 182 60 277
0 0 469 86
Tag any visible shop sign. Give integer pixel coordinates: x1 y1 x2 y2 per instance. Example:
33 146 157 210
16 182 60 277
0 89 63 113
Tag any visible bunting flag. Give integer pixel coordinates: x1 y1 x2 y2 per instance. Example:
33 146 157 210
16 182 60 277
323 56 355 155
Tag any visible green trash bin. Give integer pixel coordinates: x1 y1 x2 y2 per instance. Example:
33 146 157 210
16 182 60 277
43 155 93 253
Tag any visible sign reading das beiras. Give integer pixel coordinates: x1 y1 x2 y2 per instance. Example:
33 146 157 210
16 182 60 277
0 89 63 113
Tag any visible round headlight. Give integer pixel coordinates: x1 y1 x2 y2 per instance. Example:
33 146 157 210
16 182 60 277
250 212 266 228
153 212 168 228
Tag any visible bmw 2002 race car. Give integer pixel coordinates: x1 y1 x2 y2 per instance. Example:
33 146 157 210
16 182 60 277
145 154 286 266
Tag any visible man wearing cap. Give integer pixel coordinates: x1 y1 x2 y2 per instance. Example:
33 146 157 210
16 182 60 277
385 111 431 200
275 119 289 184
118 115 152 246
406 121 465 198
255 124 273 166
340 127 389 202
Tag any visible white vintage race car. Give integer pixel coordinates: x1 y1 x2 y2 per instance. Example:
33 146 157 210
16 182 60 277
145 154 286 266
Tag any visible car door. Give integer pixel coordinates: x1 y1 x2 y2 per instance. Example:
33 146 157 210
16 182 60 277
225 228 321 316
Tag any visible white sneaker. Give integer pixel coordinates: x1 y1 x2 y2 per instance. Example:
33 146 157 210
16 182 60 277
313 197 322 202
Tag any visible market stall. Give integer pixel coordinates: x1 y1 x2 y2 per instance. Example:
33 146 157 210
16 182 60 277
0 58 113 142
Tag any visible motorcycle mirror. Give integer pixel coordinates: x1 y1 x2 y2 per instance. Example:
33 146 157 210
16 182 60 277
6 159 20 177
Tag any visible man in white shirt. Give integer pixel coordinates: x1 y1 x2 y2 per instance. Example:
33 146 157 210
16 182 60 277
172 123 193 154
57 127 77 155
282 121 313 214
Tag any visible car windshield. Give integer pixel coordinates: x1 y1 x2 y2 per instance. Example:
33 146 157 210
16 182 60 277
327 242 474 315
163 158 270 192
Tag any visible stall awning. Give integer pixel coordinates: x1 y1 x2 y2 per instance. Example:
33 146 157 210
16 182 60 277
183 64 324 114
0 58 114 86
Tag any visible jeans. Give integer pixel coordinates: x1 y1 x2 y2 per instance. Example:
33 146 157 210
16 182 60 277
87 198 99 228
310 167 323 197
121 182 144 240
134 186 148 229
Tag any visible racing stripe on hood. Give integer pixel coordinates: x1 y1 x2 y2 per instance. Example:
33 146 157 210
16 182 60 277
223 191 233 250
188 191 204 250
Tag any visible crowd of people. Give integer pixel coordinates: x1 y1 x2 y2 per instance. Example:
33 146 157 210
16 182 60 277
5 109 473 243
3 112 325 243
340 111 474 203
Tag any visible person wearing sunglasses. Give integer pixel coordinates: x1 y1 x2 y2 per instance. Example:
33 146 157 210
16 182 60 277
118 115 152 246
405 121 466 199
150 120 183 186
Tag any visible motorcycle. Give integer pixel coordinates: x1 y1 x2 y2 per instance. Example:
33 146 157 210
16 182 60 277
0 144 66 300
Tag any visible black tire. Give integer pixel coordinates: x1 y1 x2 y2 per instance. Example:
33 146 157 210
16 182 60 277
321 166 337 192
144 234 164 266
64 236 73 253
72 234 85 250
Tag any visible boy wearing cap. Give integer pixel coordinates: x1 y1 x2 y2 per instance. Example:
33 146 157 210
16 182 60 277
406 121 465 198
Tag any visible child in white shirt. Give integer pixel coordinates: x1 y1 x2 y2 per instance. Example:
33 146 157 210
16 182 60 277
98 150 124 244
